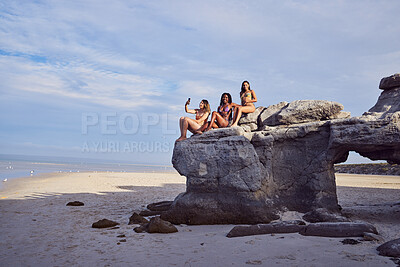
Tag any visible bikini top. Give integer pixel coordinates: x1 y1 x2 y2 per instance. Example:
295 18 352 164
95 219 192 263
242 91 252 99
218 105 230 113
196 110 206 120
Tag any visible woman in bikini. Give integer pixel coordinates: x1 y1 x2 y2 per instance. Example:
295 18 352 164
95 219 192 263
176 99 210 142
230 81 257 127
201 93 236 133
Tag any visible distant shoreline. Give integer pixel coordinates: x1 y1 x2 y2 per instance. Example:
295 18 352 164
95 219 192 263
335 163 400 176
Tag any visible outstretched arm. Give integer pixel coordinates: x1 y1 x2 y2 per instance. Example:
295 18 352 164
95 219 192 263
185 100 196 114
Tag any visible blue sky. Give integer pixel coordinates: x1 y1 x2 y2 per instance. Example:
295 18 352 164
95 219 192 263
1 1 399 165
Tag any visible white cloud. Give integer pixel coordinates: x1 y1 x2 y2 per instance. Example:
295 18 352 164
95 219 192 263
1 0 400 162
0 55 163 109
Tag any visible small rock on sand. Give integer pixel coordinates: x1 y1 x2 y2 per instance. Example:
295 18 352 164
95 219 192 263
303 208 350 223
147 216 178 233
341 239 361 245
128 213 149 225
300 222 378 237
133 216 178 234
363 232 384 243
92 219 119 228
377 238 400 257
147 201 173 211
66 201 84 206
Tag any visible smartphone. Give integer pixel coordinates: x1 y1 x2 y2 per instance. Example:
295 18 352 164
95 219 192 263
188 98 191 104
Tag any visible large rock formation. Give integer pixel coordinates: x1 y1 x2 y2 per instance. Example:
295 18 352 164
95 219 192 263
162 74 400 225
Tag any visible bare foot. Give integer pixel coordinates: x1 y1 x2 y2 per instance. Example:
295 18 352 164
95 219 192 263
230 123 238 127
175 136 187 142
203 127 212 132
194 130 203 135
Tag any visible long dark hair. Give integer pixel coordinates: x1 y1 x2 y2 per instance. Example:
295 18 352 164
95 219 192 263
219 92 232 106
240 81 251 96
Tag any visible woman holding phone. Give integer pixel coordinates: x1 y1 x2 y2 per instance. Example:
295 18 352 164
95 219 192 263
176 98 211 142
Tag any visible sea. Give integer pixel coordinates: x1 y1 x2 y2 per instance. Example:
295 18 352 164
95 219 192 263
0 154 175 189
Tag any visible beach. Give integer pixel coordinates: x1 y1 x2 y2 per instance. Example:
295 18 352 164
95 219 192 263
0 172 399 266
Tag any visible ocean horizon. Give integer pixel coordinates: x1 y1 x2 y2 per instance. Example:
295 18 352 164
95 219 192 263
0 154 176 188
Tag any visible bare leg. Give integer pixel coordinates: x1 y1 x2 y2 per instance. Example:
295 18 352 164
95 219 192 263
194 122 209 134
231 105 256 127
179 117 185 134
204 112 229 132
176 117 189 142
186 118 202 133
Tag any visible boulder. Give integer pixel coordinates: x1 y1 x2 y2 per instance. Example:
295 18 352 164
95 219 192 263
128 213 149 225
240 123 258 132
379 73 400 90
147 217 178 233
258 101 289 127
328 111 351 120
299 222 378 237
227 221 306 238
377 238 400 257
275 100 344 125
238 106 265 125
302 208 350 223
164 75 400 225
92 219 119 229
133 225 147 233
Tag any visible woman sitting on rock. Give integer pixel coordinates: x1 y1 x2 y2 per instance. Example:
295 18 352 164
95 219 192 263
230 81 257 127
200 93 236 133
176 99 210 142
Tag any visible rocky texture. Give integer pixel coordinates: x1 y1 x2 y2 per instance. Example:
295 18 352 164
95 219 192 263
227 221 306 238
134 216 178 234
147 201 173 212
330 112 400 164
274 100 345 125
302 208 350 223
128 213 149 225
363 232 385 243
379 73 400 90
238 106 265 132
258 101 289 127
92 219 119 229
377 238 400 257
147 217 178 233
133 225 146 233
66 201 84 206
368 88 400 114
164 76 400 225
299 222 378 237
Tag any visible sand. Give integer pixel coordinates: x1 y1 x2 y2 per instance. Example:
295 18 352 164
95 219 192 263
0 172 399 266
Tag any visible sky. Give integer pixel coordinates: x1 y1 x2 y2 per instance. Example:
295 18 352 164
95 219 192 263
0 0 400 165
